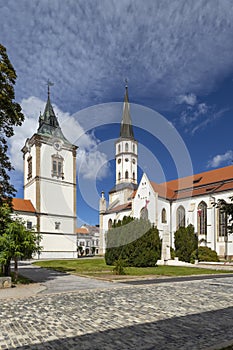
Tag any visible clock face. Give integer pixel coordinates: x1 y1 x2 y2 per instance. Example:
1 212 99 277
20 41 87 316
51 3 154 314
53 141 62 151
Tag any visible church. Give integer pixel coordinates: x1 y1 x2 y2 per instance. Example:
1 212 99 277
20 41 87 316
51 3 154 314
13 85 78 259
99 85 233 260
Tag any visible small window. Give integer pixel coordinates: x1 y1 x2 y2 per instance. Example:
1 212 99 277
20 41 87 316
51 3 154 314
118 144 121 153
118 158 121 164
125 171 129 179
52 154 64 179
125 143 129 152
132 158 136 164
118 172 121 180
27 156 32 180
125 158 129 162
27 221 32 230
55 222 61 230
133 172 135 180
133 144 135 153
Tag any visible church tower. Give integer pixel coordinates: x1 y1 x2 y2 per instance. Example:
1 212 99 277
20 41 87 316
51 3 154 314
115 83 138 186
22 84 78 259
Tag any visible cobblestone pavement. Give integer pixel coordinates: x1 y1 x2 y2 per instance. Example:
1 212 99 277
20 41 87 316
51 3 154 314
1 276 233 350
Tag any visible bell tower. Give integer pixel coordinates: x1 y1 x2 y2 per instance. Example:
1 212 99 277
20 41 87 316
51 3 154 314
22 82 78 259
115 83 138 186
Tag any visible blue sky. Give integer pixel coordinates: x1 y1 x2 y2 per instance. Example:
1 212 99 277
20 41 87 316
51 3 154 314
1 0 233 225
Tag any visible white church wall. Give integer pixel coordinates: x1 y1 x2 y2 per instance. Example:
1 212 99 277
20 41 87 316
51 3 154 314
39 233 77 259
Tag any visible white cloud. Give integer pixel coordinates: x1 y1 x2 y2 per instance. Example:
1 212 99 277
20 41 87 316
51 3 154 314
207 150 233 168
177 93 197 106
9 96 109 180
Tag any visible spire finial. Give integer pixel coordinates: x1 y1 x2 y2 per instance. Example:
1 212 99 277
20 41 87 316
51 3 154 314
47 80 54 98
125 78 128 89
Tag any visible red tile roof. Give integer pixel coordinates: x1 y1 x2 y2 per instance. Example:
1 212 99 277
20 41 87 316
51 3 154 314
76 227 89 234
12 198 36 213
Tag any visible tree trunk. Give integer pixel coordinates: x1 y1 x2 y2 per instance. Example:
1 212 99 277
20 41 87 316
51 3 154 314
3 259 11 276
14 257 18 282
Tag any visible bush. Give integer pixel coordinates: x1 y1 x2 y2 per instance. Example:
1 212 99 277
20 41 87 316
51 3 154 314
105 217 161 267
113 258 126 275
190 246 219 263
174 224 198 263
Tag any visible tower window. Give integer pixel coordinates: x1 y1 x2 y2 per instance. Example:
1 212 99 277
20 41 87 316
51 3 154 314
118 172 121 180
55 222 61 230
125 143 129 152
118 144 121 153
118 158 121 164
125 158 129 162
133 144 135 153
27 156 32 180
125 171 129 179
52 154 64 179
133 172 135 180
132 158 136 164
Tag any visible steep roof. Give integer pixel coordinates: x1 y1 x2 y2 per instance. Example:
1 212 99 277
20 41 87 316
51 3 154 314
119 85 135 140
151 165 233 200
12 198 36 213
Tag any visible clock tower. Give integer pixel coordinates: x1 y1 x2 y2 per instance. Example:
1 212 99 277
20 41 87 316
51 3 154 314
22 85 78 258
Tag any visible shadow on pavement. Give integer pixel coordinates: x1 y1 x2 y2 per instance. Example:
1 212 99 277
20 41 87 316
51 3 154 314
7 306 233 350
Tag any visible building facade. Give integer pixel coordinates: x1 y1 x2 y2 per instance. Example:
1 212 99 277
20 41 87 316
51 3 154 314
18 86 78 259
99 86 233 259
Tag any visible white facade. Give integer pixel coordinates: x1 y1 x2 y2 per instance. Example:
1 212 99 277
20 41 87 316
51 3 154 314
99 87 233 259
20 90 78 259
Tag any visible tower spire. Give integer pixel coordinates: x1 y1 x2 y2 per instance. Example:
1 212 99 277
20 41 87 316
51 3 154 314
120 81 134 139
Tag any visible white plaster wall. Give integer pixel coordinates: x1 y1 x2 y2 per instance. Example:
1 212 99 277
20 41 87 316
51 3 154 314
12 212 37 229
40 215 75 234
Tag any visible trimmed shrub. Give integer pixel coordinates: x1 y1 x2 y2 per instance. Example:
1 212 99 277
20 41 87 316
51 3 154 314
105 217 161 267
174 224 198 263
190 246 219 263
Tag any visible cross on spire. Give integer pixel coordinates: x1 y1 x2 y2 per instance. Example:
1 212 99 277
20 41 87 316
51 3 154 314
47 80 54 98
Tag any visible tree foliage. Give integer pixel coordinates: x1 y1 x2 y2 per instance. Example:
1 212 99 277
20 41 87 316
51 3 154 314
0 216 42 280
190 246 219 263
0 43 24 205
215 197 233 233
105 216 161 267
174 224 198 263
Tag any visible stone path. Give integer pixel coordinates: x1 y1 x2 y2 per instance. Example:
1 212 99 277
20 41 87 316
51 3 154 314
1 272 233 349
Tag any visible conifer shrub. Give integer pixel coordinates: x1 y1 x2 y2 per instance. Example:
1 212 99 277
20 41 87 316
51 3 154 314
174 224 198 263
105 217 161 267
190 246 219 263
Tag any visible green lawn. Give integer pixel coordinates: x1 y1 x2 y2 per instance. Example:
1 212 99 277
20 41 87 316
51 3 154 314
33 258 233 279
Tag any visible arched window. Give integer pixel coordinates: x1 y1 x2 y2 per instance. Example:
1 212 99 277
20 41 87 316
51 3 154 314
118 172 121 181
133 172 135 180
125 171 129 179
197 201 207 235
219 209 227 237
118 144 121 153
108 219 112 229
125 143 129 152
161 208 167 223
140 207 148 220
177 205 185 229
133 144 135 153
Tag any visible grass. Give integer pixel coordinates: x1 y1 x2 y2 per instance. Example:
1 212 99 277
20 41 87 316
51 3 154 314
33 258 233 279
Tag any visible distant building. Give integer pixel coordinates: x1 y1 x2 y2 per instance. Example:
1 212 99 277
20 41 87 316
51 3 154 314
99 84 233 259
76 225 100 256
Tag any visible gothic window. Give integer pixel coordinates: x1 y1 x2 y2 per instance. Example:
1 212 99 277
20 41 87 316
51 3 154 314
140 207 148 220
197 201 207 235
118 144 121 153
125 143 129 152
133 172 135 180
27 156 32 180
125 171 129 179
177 205 185 229
161 208 167 223
52 154 64 179
219 210 227 237
118 172 121 180
108 219 112 229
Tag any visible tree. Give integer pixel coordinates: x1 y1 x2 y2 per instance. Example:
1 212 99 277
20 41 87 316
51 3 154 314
0 217 42 281
215 197 233 233
0 43 24 206
174 224 198 263
105 217 161 267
